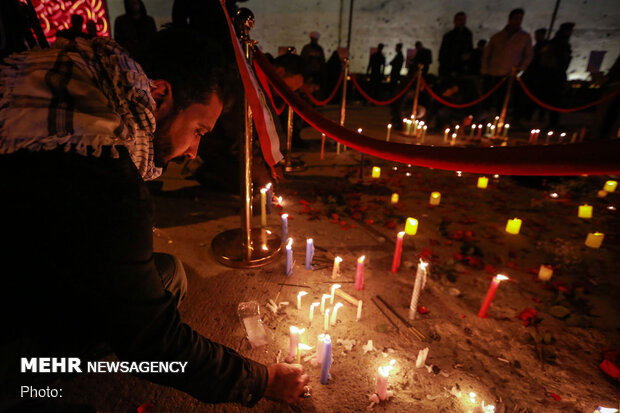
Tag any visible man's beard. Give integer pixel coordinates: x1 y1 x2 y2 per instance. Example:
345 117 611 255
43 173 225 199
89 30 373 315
153 107 187 168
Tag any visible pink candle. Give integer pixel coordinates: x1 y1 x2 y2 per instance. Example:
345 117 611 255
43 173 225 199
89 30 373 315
391 231 405 273
476 124 482 138
289 326 304 358
478 274 509 318
355 255 366 290
376 360 396 401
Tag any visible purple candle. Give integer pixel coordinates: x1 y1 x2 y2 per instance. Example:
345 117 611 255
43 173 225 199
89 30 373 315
285 238 293 276
266 183 273 214
281 214 288 241
305 238 314 270
320 334 332 384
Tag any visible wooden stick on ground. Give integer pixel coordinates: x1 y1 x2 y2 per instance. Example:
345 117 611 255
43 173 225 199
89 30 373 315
376 295 425 341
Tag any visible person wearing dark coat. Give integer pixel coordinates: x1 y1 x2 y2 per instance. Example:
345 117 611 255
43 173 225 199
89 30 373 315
410 41 432 76
389 43 404 89
438 11 473 76
114 0 157 58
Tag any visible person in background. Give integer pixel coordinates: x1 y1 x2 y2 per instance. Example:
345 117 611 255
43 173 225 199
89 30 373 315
521 28 548 120
467 39 487 75
114 0 157 58
438 11 473 77
56 14 85 41
410 41 432 76
367 43 386 99
84 20 98 39
389 42 404 90
300 31 325 94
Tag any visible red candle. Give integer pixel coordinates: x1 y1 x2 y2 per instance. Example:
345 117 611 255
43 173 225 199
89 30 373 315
320 133 326 160
476 124 483 138
355 255 366 290
478 274 509 318
529 129 535 143
391 232 405 273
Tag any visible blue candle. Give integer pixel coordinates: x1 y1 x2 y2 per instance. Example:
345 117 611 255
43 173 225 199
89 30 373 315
266 183 273 215
320 335 332 385
305 238 314 270
285 238 293 276
281 214 288 241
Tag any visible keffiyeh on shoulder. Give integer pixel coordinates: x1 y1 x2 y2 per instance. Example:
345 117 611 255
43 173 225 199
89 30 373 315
0 37 162 180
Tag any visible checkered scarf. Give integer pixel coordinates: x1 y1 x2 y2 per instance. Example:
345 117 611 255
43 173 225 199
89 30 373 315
0 37 161 180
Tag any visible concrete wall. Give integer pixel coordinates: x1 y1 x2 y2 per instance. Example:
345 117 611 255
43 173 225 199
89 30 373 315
108 0 620 80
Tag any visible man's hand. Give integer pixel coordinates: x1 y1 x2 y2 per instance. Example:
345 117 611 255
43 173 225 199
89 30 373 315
264 363 310 403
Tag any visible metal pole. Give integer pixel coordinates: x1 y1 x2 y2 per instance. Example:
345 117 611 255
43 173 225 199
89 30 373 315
546 0 561 40
285 105 293 167
346 0 354 50
338 59 349 155
241 40 254 261
497 73 515 136
410 65 423 119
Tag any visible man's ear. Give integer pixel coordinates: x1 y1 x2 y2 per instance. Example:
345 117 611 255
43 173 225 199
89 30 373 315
151 79 174 119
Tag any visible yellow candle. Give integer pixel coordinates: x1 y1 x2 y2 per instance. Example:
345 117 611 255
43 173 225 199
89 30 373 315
585 232 604 248
604 180 617 192
505 218 522 234
578 204 592 219
386 124 392 142
331 257 342 279
372 166 381 178
443 128 450 143
405 217 418 235
477 176 489 189
260 187 267 227
450 133 457 146
391 193 399 204
538 265 553 281
429 192 441 206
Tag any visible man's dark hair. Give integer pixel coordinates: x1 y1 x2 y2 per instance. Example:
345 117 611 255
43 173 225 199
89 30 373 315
454 11 466 19
274 53 304 78
396 43 403 50
70 14 83 29
378 43 384 50
123 0 147 18
139 26 237 111
509 8 525 18
535 28 546 36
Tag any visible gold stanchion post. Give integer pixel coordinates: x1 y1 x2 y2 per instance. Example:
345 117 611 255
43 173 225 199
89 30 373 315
497 71 516 137
211 8 281 268
337 58 349 155
410 64 423 120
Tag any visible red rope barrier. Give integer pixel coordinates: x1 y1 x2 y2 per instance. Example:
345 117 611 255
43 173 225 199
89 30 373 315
349 73 417 105
254 49 620 176
517 76 620 113
420 76 507 109
301 71 345 106
254 60 286 115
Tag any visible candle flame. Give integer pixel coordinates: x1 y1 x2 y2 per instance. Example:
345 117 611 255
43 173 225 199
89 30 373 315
335 256 343 263
357 128 363 133
423 125 427 130
419 259 428 269
260 187 267 194
334 302 343 310
469 392 476 403
282 213 288 219
454 125 459 130
432 192 440 198
266 182 272 190
358 255 366 263
493 174 499 178
505 124 510 128
378 359 396 377
266 229 272 234
387 123 392 128
457 171 462 176
307 238 313 244
560 132 566 137
406 172 412 177
286 238 293 248
478 125 482 129
495 274 509 281
290 326 305 334
397 231 405 238
550 192 559 198
482 401 496 412
278 196 283 204
547 131 553 136
261 244 268 251
451 133 457 138
444 128 450 133
298 343 312 351
298 291 308 298
596 407 619 413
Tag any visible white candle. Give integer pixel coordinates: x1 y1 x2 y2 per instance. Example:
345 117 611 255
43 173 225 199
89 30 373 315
320 294 330 314
330 284 341 305
309 302 319 325
289 326 304 358
297 291 308 310
315 333 326 364
356 300 363 321
409 260 428 320
324 308 330 331
332 256 342 278
330 302 343 326
415 347 429 368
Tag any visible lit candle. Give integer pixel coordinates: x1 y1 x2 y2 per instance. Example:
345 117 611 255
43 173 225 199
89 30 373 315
585 232 604 248
429 191 441 206
490 125 496 136
330 284 341 304
372 166 381 178
315 333 325 364
405 119 412 135
386 124 392 142
309 302 319 325
505 218 522 234
595 407 619 412
420 125 427 142
529 129 535 143
266 183 273 215
478 274 509 318
493 174 500 180
578 204 593 219
391 231 405 273
355 255 366 290
320 293 330 314
281 214 288 241
538 265 553 282
443 128 450 143
493 115 499 129
391 193 399 204
559 132 566 143
534 129 541 142
296 343 312 364
477 176 488 189
285 238 294 276
503 124 510 137
376 360 396 400
545 131 553 145
604 180 618 192
409 260 428 320
332 256 342 278
289 326 304 358
477 124 483 137
470 124 476 138
356 300 363 321
405 217 418 235
320 334 332 384
454 124 460 137
450 133 457 146
320 133 326 159
402 118 407 133
330 302 343 325
297 291 308 310
324 308 330 331
260 187 267 227
305 238 315 269
486 123 491 135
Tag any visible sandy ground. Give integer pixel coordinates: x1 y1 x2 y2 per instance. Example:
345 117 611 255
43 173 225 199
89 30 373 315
57 104 620 413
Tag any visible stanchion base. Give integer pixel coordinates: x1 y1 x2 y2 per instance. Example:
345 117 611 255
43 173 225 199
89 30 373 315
212 228 282 268
284 158 307 173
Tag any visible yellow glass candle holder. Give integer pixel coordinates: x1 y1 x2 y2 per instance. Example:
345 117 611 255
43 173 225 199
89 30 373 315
505 218 522 234
578 204 592 219
538 265 553 281
405 217 418 235
604 180 617 192
477 176 488 189
372 166 381 178
429 192 441 206
597 190 608 198
585 232 604 248
390 193 399 204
